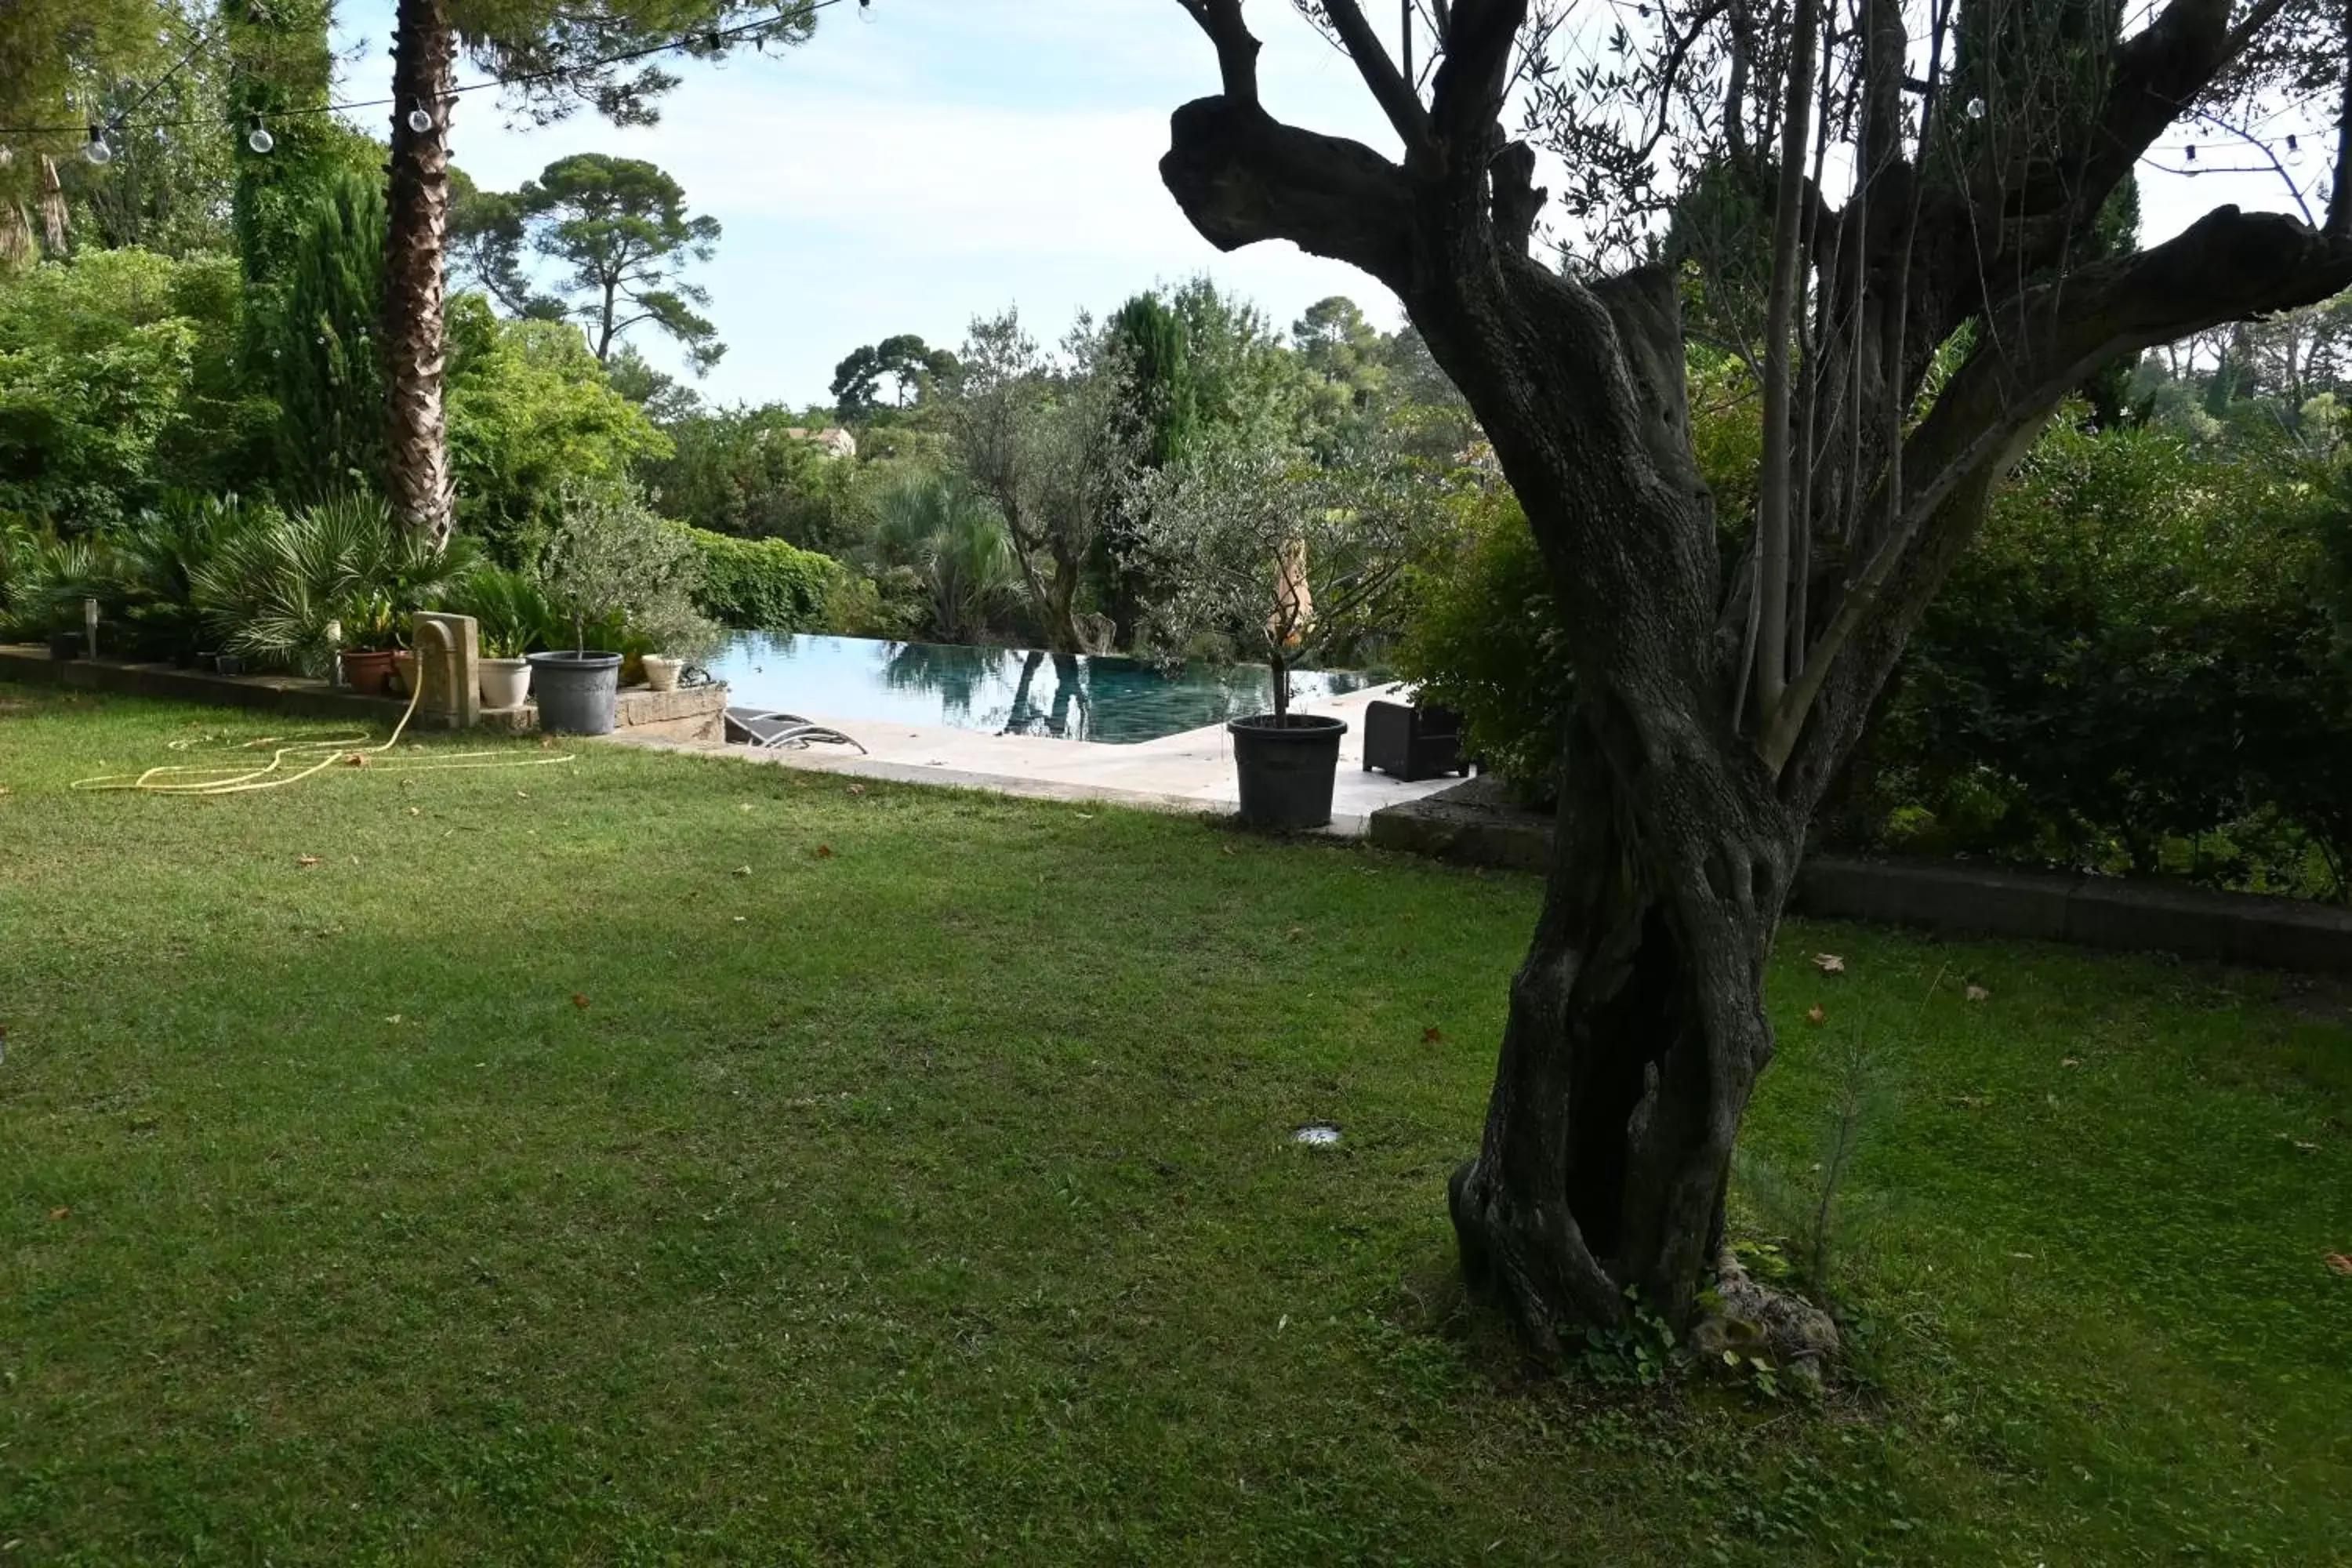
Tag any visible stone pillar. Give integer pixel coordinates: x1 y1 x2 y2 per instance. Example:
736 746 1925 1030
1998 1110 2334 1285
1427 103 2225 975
409 611 480 729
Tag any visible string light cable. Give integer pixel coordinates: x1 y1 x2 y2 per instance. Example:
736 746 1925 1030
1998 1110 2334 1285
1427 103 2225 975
2 0 867 156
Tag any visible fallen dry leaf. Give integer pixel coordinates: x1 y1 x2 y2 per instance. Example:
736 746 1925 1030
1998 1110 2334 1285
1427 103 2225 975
1805 1004 1827 1025
514 789 529 799
572 993 590 1010
1811 953 1846 975
1423 1025 1446 1044
732 864 753 877
296 854 320 868
846 783 867 797
813 845 833 859
347 752 370 768
49 1207 69 1221
2294 1140 2319 1152
2326 1253 2352 1276
1965 984 1991 1003
2062 1057 2080 1069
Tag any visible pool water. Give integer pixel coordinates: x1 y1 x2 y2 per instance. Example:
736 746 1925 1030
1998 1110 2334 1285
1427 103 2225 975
704 633 1375 746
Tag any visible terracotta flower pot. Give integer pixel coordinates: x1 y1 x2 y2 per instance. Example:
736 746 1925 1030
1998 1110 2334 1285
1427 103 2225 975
340 648 397 697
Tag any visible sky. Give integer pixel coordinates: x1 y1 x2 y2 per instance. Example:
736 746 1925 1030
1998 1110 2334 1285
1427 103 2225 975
329 0 2331 411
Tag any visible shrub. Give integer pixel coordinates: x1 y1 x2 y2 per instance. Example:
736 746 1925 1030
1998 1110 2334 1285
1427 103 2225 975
190 492 474 675
112 491 274 659
0 249 270 529
538 482 720 659
867 470 1018 643
1392 488 1571 801
445 302 670 565
672 523 838 633
446 565 554 659
1845 415 2352 897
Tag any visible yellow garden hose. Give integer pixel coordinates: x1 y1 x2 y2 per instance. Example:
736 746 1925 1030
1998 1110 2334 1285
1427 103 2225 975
71 629 578 797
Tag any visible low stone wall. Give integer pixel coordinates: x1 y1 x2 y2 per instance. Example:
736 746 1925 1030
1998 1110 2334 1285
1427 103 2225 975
0 644 416 724
479 684 726 744
1369 777 2352 975
0 645 726 744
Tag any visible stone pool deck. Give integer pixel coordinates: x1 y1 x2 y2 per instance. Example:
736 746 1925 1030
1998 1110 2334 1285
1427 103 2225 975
612 681 1467 835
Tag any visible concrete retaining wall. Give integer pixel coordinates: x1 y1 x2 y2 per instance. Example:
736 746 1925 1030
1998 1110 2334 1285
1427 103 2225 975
1369 778 2352 976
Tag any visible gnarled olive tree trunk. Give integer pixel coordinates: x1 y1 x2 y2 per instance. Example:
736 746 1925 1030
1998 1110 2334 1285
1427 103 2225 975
1156 0 2352 1355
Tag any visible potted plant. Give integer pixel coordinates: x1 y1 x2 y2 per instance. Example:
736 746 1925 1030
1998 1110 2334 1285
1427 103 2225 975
641 652 684 691
336 590 405 696
1133 433 1450 829
452 567 547 710
529 482 716 735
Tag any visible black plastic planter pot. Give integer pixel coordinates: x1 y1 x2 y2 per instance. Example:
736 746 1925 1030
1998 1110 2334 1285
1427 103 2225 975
47 630 83 661
528 651 622 735
1228 713 1348 829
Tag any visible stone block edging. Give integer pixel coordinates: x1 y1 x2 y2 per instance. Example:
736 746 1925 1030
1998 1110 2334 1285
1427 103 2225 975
1368 779 2352 975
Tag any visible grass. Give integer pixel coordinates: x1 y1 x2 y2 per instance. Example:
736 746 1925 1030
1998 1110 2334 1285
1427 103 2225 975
2 684 2347 1566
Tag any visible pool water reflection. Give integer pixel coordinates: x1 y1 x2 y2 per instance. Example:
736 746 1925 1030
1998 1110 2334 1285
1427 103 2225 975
704 633 1375 746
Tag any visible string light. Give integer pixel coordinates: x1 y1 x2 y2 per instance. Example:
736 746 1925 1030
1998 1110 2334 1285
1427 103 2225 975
1965 97 1985 120
246 114 274 154
405 100 434 134
82 125 112 165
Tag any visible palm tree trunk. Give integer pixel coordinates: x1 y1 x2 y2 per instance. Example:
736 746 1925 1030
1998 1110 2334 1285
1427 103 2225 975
382 0 456 546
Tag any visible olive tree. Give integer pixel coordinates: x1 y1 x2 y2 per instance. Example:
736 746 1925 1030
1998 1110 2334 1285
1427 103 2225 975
1154 0 2352 1356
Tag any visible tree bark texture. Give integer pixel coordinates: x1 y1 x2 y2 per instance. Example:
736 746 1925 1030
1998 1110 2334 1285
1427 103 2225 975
383 0 457 546
1160 0 2352 1355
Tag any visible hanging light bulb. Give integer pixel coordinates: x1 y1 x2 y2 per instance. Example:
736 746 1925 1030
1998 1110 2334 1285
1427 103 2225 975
247 115 274 154
406 100 434 135
2285 133 2303 166
1964 96 1986 121
2185 143 2196 162
82 125 113 165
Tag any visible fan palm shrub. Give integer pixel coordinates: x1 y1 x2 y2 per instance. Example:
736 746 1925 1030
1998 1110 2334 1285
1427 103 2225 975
191 492 475 676
870 470 1020 644
449 565 557 659
114 492 273 660
0 529 121 641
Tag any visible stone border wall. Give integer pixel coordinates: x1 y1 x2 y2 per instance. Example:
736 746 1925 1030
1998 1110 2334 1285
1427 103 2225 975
1 646 725 743
1369 778 2352 976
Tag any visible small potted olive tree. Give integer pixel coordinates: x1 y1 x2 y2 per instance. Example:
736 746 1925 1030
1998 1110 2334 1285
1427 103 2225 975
1133 432 1448 829
531 482 718 735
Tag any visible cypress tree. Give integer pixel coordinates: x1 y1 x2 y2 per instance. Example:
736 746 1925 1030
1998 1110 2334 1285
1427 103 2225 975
268 172 389 500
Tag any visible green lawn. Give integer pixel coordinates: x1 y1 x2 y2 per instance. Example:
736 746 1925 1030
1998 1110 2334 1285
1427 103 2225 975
2 685 2347 1566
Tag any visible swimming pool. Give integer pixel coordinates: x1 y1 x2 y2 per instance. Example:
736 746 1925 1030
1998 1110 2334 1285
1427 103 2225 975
702 633 1376 746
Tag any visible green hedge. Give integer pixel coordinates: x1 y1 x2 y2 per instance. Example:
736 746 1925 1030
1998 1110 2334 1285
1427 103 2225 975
670 524 840 632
